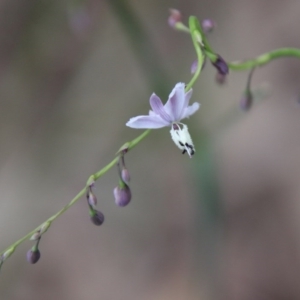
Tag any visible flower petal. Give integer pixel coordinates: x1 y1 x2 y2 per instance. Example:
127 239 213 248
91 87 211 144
182 102 200 119
149 94 172 123
178 88 193 119
126 115 169 129
164 82 185 121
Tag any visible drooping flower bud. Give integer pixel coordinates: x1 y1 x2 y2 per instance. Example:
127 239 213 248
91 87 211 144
26 248 41 264
113 184 131 207
212 55 229 76
240 91 253 111
240 68 255 111
201 19 216 33
90 209 105 226
168 9 182 28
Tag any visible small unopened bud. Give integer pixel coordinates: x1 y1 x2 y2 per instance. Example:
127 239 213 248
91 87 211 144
90 209 105 226
87 190 97 207
168 9 182 28
113 184 131 207
26 248 41 264
240 91 253 111
121 169 130 185
212 55 229 76
201 19 216 33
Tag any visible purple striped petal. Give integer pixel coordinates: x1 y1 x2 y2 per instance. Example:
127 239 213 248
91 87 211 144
126 115 169 129
149 94 172 123
164 82 185 121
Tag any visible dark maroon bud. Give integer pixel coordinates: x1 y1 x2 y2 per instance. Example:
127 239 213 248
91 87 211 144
212 55 229 76
113 184 131 207
240 91 253 111
90 210 105 226
201 19 216 33
26 249 41 264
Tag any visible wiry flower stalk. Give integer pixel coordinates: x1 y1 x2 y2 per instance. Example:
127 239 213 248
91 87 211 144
1 13 300 273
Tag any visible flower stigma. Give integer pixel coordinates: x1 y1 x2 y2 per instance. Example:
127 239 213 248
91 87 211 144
170 123 195 158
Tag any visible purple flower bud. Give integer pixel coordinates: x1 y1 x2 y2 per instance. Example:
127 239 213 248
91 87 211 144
168 9 182 28
113 185 131 207
90 210 105 226
121 169 130 185
201 19 216 33
86 190 97 207
26 249 41 264
240 91 253 111
212 55 229 76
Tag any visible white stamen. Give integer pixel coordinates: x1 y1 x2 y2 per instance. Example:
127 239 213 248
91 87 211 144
170 123 195 158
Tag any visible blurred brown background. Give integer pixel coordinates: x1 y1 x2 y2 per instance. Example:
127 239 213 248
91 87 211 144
1 0 300 299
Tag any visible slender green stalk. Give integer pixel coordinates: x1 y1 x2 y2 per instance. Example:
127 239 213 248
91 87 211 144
174 18 300 71
2 14 300 269
228 48 300 70
0 15 206 261
0 129 151 258
186 17 205 91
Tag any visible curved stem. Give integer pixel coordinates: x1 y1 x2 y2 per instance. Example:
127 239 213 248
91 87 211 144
229 48 300 70
185 17 205 92
0 129 152 258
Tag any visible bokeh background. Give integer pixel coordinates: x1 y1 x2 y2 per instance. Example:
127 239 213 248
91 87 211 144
1 0 300 299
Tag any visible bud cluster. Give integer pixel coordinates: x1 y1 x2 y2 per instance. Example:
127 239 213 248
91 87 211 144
86 184 105 226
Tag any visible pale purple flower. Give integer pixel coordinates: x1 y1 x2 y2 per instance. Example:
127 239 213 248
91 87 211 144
126 83 200 157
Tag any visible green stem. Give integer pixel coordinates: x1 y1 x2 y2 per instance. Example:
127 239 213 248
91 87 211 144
0 129 152 258
0 15 208 265
186 17 205 92
228 48 300 70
